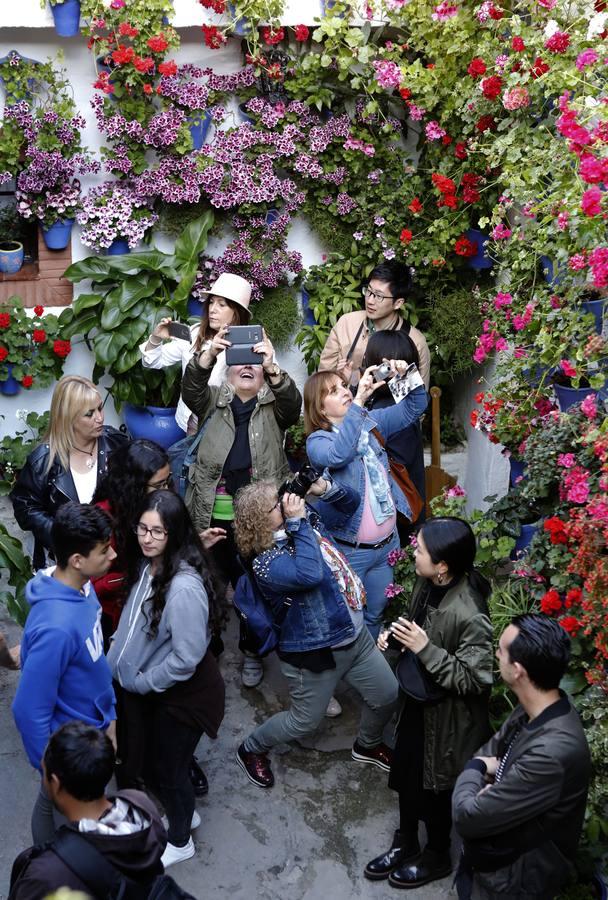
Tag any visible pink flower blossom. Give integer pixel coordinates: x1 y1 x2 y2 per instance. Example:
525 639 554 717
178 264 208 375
589 247 608 288
556 211 569 230
576 48 599 70
579 155 606 184
387 548 405 566
537 0 557 7
502 86 530 110
446 485 466 498
408 104 425 121
560 359 577 378
581 393 598 418
568 253 587 271
373 60 403 90
495 337 508 351
581 187 603 217
545 31 570 54
492 224 512 239
494 292 513 309
567 482 590 504
432 1 459 20
425 120 447 141
385 582 405 598
558 453 576 468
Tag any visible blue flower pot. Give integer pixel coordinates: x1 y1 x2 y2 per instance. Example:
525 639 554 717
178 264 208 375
510 522 539 560
521 363 551 388
581 296 607 335
51 0 81 37
301 288 316 326
509 458 527 489
465 229 492 270
106 238 130 256
553 383 596 412
0 241 24 274
238 103 254 125
187 296 205 318
265 208 279 226
539 255 566 287
40 218 74 250
0 364 21 396
188 112 212 150
227 3 251 34
123 404 186 449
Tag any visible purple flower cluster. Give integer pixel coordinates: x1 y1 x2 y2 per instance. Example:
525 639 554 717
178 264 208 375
204 67 256 92
16 178 82 227
133 156 205 205
77 181 158 251
143 108 186 148
158 75 209 112
336 193 358 215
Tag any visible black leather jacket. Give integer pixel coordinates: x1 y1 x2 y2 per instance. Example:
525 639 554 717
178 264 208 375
10 426 127 568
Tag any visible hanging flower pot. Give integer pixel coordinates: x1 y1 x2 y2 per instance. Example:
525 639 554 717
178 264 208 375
106 238 130 256
0 241 24 274
123 404 185 449
539 255 566 287
464 229 492 270
227 3 251 34
581 295 607 335
40 218 74 250
301 288 316 326
238 103 254 125
510 521 540 560
265 208 279 226
0 364 21 396
553 383 597 412
50 0 81 37
187 296 205 318
508 457 527 489
187 112 212 151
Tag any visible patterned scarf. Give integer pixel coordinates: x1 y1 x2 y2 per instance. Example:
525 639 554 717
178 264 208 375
333 425 394 524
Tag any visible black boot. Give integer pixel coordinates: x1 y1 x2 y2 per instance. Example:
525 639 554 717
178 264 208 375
364 831 421 881
189 757 209 797
388 847 452 889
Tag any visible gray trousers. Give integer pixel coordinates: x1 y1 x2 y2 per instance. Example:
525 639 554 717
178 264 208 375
245 627 398 754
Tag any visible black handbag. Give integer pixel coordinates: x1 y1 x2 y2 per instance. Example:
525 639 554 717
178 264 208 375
395 648 446 703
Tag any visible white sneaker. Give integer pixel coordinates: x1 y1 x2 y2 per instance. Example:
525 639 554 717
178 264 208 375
161 836 195 868
162 811 201 831
325 696 342 718
242 655 264 688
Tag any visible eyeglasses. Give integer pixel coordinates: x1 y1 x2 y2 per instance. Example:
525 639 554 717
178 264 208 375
363 286 394 304
147 476 173 491
134 523 168 540
267 499 281 514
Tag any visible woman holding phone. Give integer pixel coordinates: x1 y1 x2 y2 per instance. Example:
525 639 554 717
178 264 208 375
304 361 427 638
139 273 252 434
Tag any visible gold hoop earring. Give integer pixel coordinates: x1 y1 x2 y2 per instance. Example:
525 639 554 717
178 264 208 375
436 572 443 584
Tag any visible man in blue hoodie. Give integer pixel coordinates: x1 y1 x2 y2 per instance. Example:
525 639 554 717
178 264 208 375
12 502 117 843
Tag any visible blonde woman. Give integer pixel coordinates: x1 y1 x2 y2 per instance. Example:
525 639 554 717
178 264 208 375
10 375 127 568
139 273 252 434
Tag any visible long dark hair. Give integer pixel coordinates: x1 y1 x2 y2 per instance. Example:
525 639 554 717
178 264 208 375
362 330 420 404
419 516 491 603
129 490 220 638
93 439 170 567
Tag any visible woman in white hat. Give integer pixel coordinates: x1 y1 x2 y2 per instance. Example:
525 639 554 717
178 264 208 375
139 273 253 434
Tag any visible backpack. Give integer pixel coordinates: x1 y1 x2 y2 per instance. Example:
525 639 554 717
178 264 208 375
11 828 197 900
232 570 291 658
167 419 209 499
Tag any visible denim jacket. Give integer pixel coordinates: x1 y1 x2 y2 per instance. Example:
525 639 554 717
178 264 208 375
305 386 428 543
252 517 357 653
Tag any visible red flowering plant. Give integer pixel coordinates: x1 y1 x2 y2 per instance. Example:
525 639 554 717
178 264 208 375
0 297 71 389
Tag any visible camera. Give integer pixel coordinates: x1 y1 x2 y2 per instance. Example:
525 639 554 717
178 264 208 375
278 463 320 500
373 362 393 383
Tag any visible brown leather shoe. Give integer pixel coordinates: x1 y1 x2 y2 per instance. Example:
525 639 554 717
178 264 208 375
352 739 393 772
236 742 275 788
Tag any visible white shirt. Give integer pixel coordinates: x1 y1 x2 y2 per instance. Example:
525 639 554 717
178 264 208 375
139 323 228 432
71 460 98 504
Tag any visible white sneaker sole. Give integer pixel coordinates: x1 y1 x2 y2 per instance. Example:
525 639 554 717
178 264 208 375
351 749 391 772
161 837 195 868
235 748 274 789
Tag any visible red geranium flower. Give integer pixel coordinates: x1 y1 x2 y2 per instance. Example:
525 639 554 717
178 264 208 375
53 339 72 358
147 34 169 53
0 313 10 329
112 44 134 65
133 56 155 73
545 31 570 53
559 616 582 635
431 173 456 194
118 22 139 37
467 57 487 77
481 75 503 99
33 329 47 344
294 24 309 41
544 516 568 545
143 83 153 94
475 115 496 132
531 57 550 78
158 60 178 76
22 375 33 388
454 235 478 257
511 36 525 51
33 305 44 316
0 346 8 362
408 197 423 214
261 26 285 45
202 24 226 48
540 589 562 614
399 87 412 101
400 228 413 243
438 193 459 209
454 141 468 160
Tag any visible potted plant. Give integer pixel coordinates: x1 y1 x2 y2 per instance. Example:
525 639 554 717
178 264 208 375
549 335 607 412
0 522 32 628
45 0 82 37
0 409 49 495
0 204 30 274
0 297 72 395
59 213 214 435
77 181 158 254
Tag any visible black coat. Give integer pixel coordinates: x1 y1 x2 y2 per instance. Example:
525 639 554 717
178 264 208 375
10 426 127 568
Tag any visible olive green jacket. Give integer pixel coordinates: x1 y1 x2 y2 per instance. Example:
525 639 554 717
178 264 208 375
181 359 302 531
404 575 494 792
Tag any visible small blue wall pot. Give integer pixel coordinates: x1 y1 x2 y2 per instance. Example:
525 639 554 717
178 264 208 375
106 238 130 256
0 241 24 274
0 364 21 396
51 0 81 37
40 218 74 250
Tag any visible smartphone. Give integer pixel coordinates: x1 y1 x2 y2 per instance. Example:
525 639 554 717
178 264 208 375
225 324 264 366
167 321 192 342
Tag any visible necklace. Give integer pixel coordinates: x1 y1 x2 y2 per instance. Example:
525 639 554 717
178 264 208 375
72 443 97 469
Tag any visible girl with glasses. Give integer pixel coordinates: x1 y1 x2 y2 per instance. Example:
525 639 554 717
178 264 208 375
107 490 225 869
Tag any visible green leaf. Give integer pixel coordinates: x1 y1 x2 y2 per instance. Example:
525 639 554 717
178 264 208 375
73 293 103 315
93 330 130 366
108 274 162 314
60 310 100 339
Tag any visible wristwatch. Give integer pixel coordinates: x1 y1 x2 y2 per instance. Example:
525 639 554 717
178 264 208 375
264 363 281 379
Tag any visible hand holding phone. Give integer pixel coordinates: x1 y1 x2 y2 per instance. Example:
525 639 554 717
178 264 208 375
167 321 193 343
225 325 264 366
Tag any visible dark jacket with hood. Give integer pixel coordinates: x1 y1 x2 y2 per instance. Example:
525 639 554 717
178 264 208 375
10 426 127 569
9 790 167 900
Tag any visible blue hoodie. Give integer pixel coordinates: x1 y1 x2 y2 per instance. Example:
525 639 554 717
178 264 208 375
12 568 116 770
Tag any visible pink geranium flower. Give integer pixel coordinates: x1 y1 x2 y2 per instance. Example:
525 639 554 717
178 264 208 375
560 359 577 378
581 187 603 217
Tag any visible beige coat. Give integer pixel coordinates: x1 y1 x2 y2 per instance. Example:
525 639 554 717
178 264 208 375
318 310 431 390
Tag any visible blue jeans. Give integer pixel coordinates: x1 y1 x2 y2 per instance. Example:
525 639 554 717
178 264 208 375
339 531 400 639
244 627 398 754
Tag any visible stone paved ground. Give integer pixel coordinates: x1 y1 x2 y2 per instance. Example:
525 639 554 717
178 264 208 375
0 482 464 900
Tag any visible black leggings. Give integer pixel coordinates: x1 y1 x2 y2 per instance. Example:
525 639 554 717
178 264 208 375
399 786 453 852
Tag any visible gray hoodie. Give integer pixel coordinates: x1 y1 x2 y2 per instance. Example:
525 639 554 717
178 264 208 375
107 562 210 694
